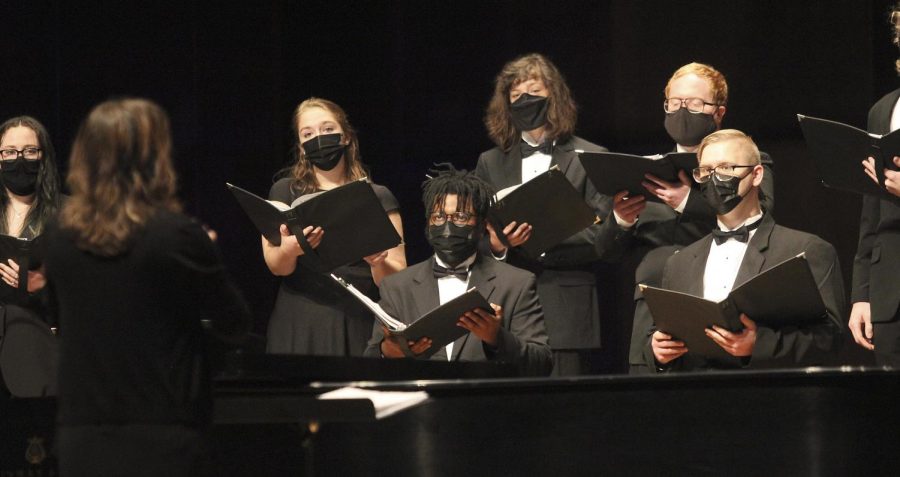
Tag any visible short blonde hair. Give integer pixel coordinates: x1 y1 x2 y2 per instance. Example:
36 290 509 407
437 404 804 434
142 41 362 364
664 62 728 106
697 129 760 165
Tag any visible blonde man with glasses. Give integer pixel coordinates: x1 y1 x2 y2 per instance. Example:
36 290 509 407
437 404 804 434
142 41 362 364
606 63 777 374
640 130 843 372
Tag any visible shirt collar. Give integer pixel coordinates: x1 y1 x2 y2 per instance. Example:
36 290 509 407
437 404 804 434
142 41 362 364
434 253 477 271
716 212 764 232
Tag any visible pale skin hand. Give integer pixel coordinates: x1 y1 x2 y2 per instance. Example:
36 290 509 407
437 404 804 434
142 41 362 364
612 190 646 224
848 301 874 351
642 170 692 210
261 224 323 276
0 260 46 293
705 314 757 357
380 326 432 358
365 210 406 286
486 221 532 255
651 330 688 365
457 303 503 347
862 156 900 197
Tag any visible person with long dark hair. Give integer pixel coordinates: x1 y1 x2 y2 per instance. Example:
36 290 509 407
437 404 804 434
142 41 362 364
476 53 613 376
0 116 63 398
0 116 61 304
263 97 406 356
45 98 250 476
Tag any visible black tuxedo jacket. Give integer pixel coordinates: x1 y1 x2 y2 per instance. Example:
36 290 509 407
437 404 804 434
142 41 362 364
641 214 845 371
364 256 552 377
474 135 613 349
853 88 900 322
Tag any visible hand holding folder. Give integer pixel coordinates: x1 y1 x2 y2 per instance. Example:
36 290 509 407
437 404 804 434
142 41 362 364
227 179 401 273
487 166 599 258
0 234 45 302
578 151 698 202
797 114 900 200
640 254 826 364
331 274 492 359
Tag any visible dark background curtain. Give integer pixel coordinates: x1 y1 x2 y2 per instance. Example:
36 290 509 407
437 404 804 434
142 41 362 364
5 0 895 371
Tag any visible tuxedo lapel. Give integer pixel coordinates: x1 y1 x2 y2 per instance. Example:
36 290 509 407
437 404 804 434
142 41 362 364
686 238 711 296
449 257 497 361
872 89 900 134
733 215 775 288
499 144 524 188
552 138 577 176
411 258 441 324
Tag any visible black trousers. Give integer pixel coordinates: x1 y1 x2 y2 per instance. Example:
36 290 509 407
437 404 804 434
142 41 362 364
57 424 212 477
874 309 900 368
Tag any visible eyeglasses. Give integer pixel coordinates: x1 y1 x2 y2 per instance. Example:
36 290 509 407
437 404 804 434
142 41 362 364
0 147 41 161
429 211 473 226
692 164 755 183
664 97 717 114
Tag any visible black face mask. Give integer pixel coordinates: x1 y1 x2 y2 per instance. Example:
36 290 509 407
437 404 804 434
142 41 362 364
664 108 717 147
510 93 549 132
301 133 346 171
700 173 750 215
426 222 480 268
0 157 40 196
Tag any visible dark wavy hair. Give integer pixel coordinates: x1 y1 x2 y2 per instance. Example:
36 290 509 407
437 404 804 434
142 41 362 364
60 98 181 256
421 163 495 224
281 97 369 195
484 53 578 152
0 116 62 238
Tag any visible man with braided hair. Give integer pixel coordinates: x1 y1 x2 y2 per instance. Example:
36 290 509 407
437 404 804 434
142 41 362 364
365 164 552 376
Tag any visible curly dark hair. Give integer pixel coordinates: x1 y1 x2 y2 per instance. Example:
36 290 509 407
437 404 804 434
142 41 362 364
421 163 495 223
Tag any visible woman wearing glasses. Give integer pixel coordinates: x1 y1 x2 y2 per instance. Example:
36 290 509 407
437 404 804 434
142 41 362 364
263 97 406 356
0 117 63 398
0 117 62 301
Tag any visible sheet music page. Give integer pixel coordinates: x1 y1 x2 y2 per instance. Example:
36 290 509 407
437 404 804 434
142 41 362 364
317 386 429 419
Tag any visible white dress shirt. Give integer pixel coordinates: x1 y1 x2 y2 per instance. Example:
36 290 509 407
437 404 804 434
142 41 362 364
890 95 900 132
520 132 553 184
434 253 475 360
702 213 763 302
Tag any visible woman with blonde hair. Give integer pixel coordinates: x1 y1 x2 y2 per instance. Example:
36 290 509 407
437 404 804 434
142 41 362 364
263 97 405 356
46 98 250 476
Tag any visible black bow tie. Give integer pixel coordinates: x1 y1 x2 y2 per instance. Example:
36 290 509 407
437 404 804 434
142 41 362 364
433 263 469 280
711 220 762 245
520 140 552 158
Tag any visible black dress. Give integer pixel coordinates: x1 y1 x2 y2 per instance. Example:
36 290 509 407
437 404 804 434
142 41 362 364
0 222 56 398
44 210 250 476
266 178 399 356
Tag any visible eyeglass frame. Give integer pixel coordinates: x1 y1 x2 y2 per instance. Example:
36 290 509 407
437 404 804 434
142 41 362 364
663 97 719 114
692 164 756 183
429 211 475 227
0 147 42 161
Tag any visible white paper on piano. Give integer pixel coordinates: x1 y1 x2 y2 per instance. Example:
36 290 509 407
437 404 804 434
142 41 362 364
317 386 429 419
